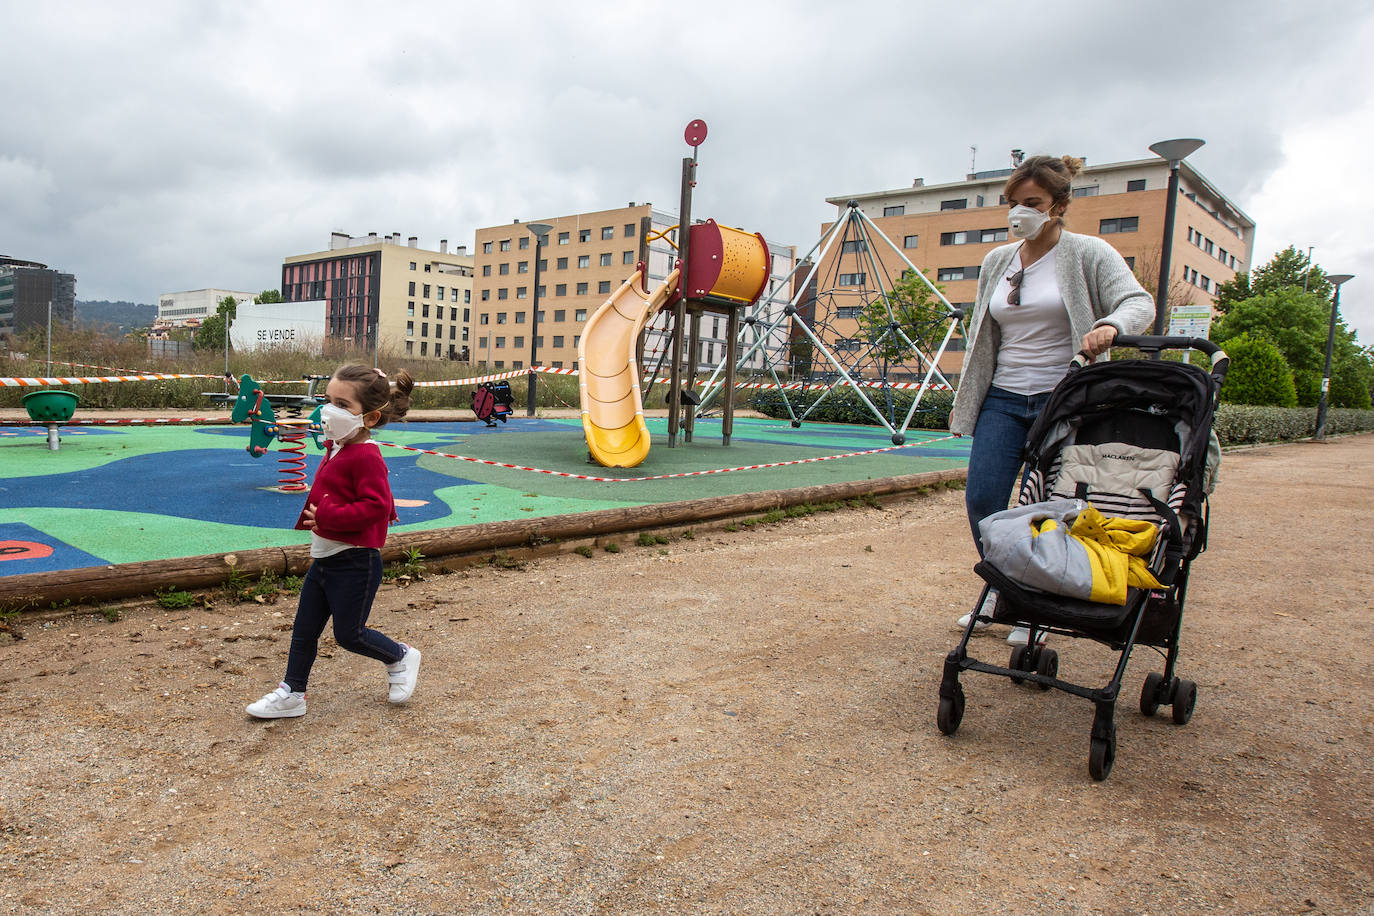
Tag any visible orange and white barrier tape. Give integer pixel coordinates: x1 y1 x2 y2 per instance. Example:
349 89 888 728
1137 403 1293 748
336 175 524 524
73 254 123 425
2 417 235 426
374 434 958 482
0 373 221 388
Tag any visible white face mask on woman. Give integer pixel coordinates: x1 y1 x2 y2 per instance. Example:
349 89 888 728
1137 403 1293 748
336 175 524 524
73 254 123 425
318 403 365 443
1008 204 1052 240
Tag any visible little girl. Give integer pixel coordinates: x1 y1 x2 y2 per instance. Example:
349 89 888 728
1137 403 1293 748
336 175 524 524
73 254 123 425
246 364 422 719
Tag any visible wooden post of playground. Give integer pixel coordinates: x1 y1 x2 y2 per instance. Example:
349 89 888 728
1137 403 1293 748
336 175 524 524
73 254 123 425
667 153 695 448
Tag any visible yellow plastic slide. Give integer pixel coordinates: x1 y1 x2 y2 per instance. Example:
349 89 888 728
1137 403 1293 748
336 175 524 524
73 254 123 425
577 266 681 467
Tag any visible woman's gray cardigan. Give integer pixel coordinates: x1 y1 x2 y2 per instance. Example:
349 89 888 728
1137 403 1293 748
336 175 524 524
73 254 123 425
949 231 1156 436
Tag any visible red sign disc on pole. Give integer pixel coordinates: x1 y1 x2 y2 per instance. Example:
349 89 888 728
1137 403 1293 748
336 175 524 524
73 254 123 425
684 119 708 148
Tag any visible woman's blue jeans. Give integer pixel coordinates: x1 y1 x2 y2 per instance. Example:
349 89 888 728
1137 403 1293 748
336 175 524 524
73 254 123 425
965 386 1053 557
284 547 403 692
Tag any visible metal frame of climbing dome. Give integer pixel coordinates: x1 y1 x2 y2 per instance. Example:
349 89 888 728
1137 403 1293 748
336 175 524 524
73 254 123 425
695 201 963 445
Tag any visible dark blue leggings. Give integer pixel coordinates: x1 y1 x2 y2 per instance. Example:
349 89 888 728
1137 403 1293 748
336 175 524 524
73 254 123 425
283 548 403 692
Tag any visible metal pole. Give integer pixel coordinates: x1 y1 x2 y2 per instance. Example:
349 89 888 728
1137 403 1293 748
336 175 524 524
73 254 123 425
1153 162 1182 339
527 235 544 416
224 300 230 381
668 155 695 447
1315 275 1352 439
46 299 52 375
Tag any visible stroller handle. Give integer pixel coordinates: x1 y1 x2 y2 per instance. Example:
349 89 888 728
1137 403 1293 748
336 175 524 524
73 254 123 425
1074 334 1229 385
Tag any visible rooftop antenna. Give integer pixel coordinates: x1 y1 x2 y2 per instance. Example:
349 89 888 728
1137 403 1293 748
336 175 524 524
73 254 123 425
970 145 977 174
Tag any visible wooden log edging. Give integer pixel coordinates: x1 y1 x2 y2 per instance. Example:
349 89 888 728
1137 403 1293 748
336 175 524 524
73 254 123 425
0 467 967 609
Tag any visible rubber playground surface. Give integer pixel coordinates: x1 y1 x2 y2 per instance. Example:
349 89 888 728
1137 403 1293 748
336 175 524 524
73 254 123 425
0 415 970 577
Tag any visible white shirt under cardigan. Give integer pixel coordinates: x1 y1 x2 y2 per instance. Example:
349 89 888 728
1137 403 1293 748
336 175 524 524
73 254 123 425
949 230 1156 437
988 244 1074 395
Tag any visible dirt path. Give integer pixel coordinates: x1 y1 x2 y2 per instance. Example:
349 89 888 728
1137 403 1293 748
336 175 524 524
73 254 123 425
1 436 1371 915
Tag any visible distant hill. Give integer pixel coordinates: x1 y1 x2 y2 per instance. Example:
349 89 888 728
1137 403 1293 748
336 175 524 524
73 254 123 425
76 300 158 335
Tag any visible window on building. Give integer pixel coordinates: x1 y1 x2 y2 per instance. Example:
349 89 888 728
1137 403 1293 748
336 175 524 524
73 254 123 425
498 263 509 276
433 324 443 339
841 240 868 253
940 199 968 210
422 304 430 318
624 223 635 237
479 336 488 348
409 261 417 270
937 266 979 281
1099 217 1139 234
1072 186 1099 197
623 250 635 264
553 335 565 348
578 255 590 268
883 205 905 217
421 322 428 337
835 306 864 319
601 226 614 240
537 285 545 298
903 234 919 249
437 286 444 300
495 361 505 368
576 282 588 295
498 288 508 300
407 303 415 316
495 312 507 324
1124 256 1136 270
575 309 588 321
408 281 416 294
598 280 611 294
481 290 490 301
482 265 491 277
1200 275 1211 292
1218 247 1229 264
518 261 528 273
406 321 414 337
556 257 568 270
496 336 505 348
463 308 470 322
464 290 471 303
519 236 529 250
940 231 971 246
1204 239 1214 255
837 272 865 286
558 231 570 245
514 336 524 349
516 287 527 299
555 283 567 296
539 259 547 271
1127 178 1147 192
420 342 427 356
482 242 492 254
577 229 589 243
599 253 612 267
499 239 511 252
405 341 413 354
422 284 430 298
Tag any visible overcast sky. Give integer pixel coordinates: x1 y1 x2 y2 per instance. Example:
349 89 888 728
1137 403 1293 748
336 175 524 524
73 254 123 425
3 0 1372 341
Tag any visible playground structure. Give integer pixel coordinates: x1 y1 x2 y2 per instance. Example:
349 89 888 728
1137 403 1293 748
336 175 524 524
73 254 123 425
225 374 326 491
20 389 80 451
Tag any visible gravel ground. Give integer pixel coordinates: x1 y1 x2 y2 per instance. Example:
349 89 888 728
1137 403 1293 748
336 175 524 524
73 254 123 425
1 435 1371 915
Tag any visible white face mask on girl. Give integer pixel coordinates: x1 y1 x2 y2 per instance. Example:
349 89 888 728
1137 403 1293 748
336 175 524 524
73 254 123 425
319 403 365 443
1008 204 1052 240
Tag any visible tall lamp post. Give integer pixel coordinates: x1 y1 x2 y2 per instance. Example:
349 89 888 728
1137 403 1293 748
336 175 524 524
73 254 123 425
1314 272 1354 440
1148 138 1205 338
525 223 552 416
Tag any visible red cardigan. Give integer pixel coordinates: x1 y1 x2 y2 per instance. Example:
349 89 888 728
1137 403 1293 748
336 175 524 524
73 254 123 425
294 440 397 548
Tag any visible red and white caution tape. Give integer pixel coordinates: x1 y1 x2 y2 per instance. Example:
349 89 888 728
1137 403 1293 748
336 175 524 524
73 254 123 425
374 434 958 482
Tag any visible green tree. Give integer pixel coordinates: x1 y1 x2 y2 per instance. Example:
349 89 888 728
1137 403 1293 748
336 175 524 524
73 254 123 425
193 295 239 351
254 289 284 304
1217 333 1297 407
855 271 952 364
1214 245 1330 314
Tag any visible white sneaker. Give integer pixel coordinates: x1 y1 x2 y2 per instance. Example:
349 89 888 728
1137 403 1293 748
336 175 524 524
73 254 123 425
955 590 999 630
386 645 421 703
246 683 307 719
1006 627 1047 647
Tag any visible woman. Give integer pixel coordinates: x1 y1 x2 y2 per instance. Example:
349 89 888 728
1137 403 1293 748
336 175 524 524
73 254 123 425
949 155 1155 645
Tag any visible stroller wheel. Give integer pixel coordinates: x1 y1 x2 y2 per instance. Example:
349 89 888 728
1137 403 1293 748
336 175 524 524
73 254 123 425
1140 671 1166 717
937 687 965 736
1171 678 1197 725
1008 646 1029 684
1089 733 1117 781
1034 648 1058 689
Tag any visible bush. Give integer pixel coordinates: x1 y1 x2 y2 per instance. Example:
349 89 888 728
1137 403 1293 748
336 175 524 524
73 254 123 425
1212 405 1374 445
1292 369 1321 408
749 385 955 429
1216 333 1297 407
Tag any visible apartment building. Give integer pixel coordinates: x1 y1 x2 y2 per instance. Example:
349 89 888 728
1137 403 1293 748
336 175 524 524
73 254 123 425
473 204 797 374
819 155 1256 381
0 256 75 343
281 232 474 359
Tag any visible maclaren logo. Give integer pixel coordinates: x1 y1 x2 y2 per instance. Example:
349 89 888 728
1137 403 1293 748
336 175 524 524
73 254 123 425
1101 453 1137 461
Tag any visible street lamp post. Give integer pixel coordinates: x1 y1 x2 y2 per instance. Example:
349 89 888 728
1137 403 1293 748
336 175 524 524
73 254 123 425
525 223 552 416
1148 138 1205 340
1314 272 1354 440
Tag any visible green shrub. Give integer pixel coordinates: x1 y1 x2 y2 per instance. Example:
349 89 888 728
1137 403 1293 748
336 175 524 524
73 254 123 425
749 385 955 429
1212 405 1374 445
1217 333 1297 407
1292 369 1321 408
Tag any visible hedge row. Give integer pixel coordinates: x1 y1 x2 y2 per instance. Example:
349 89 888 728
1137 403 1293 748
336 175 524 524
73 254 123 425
748 385 1374 446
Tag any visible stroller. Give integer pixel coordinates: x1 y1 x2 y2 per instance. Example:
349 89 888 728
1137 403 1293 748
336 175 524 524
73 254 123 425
937 335 1229 780
472 381 516 427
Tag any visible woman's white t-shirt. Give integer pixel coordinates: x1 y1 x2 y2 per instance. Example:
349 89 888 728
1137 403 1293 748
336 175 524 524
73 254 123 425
989 244 1074 395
